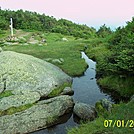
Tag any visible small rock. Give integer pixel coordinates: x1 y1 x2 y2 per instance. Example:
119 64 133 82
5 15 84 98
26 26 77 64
42 39 47 43
52 59 62 64
95 99 113 116
38 44 43 46
44 58 53 62
29 40 39 44
130 95 134 102
62 38 68 41
61 87 74 95
73 102 97 121
59 58 64 62
23 43 29 46
101 99 112 111
18 37 26 41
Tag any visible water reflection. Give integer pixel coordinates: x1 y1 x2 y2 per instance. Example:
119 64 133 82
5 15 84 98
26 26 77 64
72 52 112 105
31 52 116 134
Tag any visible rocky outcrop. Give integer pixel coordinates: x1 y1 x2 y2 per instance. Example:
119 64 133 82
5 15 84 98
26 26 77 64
0 95 74 134
95 99 113 116
101 99 112 111
0 51 72 97
61 87 74 95
0 51 74 133
73 102 97 121
0 90 40 111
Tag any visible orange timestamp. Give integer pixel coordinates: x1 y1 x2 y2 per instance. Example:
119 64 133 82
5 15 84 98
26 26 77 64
104 120 134 128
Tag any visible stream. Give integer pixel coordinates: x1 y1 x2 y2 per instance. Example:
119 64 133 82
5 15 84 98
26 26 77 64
32 52 113 134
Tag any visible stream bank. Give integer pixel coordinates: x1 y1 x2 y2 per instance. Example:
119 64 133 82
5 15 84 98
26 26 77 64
32 52 114 134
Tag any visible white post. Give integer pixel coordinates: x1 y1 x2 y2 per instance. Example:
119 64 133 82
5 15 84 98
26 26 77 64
10 18 13 37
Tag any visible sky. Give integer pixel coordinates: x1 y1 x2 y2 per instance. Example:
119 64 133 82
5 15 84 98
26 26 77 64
0 0 134 30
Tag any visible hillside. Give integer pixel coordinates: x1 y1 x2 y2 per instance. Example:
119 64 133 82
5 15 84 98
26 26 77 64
0 9 96 38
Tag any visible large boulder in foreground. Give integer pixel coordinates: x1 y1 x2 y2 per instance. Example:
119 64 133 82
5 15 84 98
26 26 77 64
0 95 74 134
0 51 72 97
73 102 97 121
0 51 74 134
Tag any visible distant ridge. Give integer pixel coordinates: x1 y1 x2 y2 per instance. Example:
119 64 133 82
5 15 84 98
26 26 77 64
0 9 96 38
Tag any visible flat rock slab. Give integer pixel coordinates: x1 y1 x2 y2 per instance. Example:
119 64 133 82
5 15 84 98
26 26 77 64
0 51 72 97
0 95 74 134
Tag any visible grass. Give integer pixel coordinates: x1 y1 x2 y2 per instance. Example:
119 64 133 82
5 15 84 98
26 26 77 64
85 39 134 98
46 115 58 127
1 29 133 134
98 75 134 98
0 90 13 99
48 82 72 97
2 32 87 76
0 103 34 117
0 90 35 117
67 38 134 134
68 101 134 134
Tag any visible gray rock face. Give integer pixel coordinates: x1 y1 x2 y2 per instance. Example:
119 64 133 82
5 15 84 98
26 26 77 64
0 90 40 111
101 99 112 111
0 51 72 97
73 102 97 121
0 95 74 134
61 87 74 95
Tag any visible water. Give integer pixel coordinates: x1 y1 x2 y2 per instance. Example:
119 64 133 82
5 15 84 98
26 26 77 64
72 52 111 105
32 52 112 134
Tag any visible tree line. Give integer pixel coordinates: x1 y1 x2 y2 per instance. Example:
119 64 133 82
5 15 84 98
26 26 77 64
0 9 98 38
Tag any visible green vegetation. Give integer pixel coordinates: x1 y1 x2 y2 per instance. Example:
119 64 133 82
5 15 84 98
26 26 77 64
46 115 58 127
48 82 72 97
0 8 133 134
98 75 134 98
68 101 134 134
0 103 34 117
0 9 96 38
2 32 87 76
96 24 112 38
0 90 13 99
85 18 134 98
68 18 134 134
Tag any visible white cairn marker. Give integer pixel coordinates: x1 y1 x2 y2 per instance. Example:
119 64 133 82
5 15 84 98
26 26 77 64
10 18 13 37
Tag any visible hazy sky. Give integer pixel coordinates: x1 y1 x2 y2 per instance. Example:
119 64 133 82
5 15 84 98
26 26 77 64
0 0 134 30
